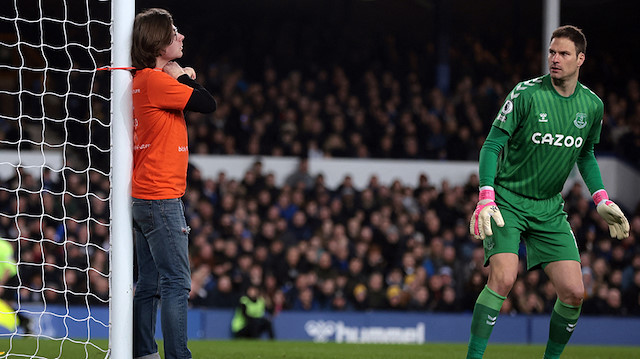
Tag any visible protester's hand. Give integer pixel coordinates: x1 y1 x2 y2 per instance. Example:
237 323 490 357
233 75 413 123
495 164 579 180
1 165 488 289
163 61 186 79
183 67 196 79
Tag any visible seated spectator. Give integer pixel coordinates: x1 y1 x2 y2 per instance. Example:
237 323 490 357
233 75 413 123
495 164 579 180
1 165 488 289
602 288 625 316
386 285 407 310
433 285 460 312
367 272 388 310
208 275 240 308
351 284 369 311
407 285 430 312
292 286 319 311
284 158 314 190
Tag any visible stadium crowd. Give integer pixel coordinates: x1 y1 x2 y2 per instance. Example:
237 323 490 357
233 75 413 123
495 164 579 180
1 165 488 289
3 155 639 317
180 160 640 316
1 1 640 321
184 62 640 170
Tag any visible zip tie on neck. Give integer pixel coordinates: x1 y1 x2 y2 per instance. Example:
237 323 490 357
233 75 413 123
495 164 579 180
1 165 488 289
96 66 137 71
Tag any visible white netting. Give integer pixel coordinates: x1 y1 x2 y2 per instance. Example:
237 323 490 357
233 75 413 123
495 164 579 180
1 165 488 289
0 0 112 357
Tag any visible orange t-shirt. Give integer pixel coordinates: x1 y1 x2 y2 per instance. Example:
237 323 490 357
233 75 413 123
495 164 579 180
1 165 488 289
131 68 193 199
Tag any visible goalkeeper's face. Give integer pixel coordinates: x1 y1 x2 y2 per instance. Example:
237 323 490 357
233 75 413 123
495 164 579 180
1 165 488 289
163 25 184 61
548 37 584 82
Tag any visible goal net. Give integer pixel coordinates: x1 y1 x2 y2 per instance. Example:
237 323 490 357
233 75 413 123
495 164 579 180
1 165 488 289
0 0 133 358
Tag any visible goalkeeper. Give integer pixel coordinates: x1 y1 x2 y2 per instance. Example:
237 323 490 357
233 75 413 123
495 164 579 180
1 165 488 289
466 25 630 359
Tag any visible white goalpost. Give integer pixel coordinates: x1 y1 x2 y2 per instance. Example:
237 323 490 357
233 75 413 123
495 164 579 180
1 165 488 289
0 0 133 358
109 0 134 358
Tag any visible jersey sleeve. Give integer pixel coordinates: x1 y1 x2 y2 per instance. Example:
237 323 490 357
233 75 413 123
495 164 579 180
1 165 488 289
492 83 530 136
577 92 605 194
576 145 604 195
479 126 509 188
586 97 604 145
147 71 194 111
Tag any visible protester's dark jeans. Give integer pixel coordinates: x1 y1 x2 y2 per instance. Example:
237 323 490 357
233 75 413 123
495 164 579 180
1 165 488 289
132 198 192 359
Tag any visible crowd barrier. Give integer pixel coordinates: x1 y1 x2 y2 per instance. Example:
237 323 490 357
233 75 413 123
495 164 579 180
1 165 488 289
5 305 639 346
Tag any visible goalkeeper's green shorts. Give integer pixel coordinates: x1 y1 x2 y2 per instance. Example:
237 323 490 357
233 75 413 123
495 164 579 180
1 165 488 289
482 185 580 270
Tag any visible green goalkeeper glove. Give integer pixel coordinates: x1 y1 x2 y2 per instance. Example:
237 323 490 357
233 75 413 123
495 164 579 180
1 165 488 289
592 190 630 240
470 186 505 240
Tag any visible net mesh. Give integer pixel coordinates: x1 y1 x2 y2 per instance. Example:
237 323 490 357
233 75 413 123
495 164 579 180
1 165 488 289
0 0 112 357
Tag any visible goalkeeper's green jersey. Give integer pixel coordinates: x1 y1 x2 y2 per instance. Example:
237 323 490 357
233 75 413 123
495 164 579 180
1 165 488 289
492 74 603 200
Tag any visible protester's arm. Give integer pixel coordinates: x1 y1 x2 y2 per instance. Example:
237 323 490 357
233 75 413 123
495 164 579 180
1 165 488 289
177 74 217 113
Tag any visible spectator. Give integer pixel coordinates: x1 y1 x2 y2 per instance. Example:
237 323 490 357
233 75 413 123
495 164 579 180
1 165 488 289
367 272 388 310
407 285 430 312
386 285 407 310
284 158 314 190
623 270 640 313
292 286 319 311
199 275 238 308
352 284 369 311
583 284 610 314
616 118 640 169
434 285 460 312
461 270 486 311
602 288 625 316
316 278 337 311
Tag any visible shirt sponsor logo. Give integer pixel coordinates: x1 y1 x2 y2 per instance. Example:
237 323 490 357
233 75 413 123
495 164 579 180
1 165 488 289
134 143 150 150
132 88 141 94
177 146 188 152
531 133 584 148
574 113 587 129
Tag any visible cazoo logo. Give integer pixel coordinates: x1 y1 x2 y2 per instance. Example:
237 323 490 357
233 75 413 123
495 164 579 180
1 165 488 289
531 133 584 148
304 320 425 344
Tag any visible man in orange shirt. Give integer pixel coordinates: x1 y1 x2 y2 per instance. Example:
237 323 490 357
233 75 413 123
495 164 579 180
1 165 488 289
130 8 216 359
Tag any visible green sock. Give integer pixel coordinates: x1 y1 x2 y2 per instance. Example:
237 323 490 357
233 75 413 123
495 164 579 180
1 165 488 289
544 299 581 359
467 285 506 359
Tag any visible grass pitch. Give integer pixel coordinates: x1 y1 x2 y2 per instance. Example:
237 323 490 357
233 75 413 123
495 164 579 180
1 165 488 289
1 339 639 358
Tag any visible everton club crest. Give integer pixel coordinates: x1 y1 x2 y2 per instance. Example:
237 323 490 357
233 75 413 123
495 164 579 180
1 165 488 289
574 113 587 129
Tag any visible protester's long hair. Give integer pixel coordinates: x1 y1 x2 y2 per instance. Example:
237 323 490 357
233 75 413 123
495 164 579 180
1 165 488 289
131 8 174 74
